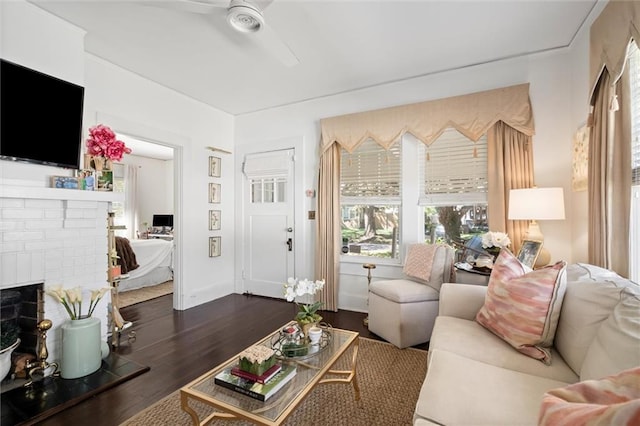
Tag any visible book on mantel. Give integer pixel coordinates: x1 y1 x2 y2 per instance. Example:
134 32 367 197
214 364 297 401
231 363 282 384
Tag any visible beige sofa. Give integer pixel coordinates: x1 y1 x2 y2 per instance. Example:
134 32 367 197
414 263 640 425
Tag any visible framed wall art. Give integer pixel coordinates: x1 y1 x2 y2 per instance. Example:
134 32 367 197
209 156 221 178
209 210 221 230
572 124 588 192
516 239 543 269
209 183 221 203
209 236 221 257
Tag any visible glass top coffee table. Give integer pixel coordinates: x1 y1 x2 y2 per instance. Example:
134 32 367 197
180 322 360 425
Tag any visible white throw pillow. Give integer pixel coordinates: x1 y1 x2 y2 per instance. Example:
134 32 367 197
580 288 640 381
555 264 637 375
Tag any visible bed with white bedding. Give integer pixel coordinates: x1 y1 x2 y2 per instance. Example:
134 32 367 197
119 239 174 292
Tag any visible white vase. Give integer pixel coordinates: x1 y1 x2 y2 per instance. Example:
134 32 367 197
0 338 20 381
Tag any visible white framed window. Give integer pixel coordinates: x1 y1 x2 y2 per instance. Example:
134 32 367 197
628 40 640 281
340 139 401 259
250 177 286 203
419 128 489 244
243 150 291 204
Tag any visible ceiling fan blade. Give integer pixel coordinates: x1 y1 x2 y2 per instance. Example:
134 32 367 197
140 0 226 15
255 22 299 67
253 0 274 11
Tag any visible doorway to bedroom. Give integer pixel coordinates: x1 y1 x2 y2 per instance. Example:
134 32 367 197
112 134 176 306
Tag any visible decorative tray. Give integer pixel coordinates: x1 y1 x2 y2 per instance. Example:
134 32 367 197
270 326 332 361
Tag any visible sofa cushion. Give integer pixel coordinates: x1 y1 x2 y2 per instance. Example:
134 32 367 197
429 316 579 383
555 264 639 375
580 288 640 381
415 349 571 426
565 262 628 284
369 279 439 303
476 250 567 364
539 366 640 426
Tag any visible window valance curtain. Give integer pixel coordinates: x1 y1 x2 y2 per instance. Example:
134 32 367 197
320 83 534 154
589 0 640 97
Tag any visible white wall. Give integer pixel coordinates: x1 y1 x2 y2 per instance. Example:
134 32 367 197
120 154 174 235
84 55 236 310
235 48 579 312
1 0 236 313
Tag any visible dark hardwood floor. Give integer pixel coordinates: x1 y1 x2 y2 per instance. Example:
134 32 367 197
37 293 395 426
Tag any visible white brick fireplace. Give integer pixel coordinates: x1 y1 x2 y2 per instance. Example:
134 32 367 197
1 181 123 366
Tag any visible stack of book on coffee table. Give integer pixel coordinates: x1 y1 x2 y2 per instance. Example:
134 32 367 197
214 346 296 401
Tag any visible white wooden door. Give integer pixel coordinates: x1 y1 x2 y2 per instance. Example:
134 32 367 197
243 149 295 298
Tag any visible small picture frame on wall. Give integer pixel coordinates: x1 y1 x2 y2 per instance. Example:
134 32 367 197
516 239 543 269
209 156 221 178
209 236 221 257
209 210 221 230
209 183 221 203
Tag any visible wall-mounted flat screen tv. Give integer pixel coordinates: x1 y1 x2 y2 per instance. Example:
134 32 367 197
0 59 85 169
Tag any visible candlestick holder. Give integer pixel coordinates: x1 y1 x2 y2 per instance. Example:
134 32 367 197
362 263 376 326
24 319 59 387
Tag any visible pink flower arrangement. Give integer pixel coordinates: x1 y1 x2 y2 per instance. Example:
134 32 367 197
86 124 131 162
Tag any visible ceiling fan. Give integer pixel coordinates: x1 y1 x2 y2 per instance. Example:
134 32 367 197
150 0 299 67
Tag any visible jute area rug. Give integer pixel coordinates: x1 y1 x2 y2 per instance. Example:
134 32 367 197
119 281 173 308
120 337 428 425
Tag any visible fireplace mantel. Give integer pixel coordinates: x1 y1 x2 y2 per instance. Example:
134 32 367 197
0 179 124 202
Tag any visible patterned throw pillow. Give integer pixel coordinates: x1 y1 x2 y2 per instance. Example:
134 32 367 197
403 243 438 282
538 367 640 426
475 249 567 364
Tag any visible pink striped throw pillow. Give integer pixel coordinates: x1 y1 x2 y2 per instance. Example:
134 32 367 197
475 249 567 364
539 367 640 426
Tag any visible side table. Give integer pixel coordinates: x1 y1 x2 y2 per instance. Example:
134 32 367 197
454 268 490 286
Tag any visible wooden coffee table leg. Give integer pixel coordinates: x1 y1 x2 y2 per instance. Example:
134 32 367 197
181 391 201 425
319 337 360 400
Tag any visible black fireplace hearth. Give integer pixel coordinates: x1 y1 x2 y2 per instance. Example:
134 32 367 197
0 353 149 426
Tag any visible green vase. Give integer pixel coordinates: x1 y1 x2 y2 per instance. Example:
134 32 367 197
60 317 102 379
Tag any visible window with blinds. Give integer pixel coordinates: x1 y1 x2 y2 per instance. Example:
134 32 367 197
419 129 488 244
420 128 488 205
340 139 401 259
340 139 401 201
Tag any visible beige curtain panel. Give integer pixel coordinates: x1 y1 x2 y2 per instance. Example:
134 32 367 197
487 121 534 255
589 0 640 97
315 144 341 312
588 69 631 277
320 83 534 154
587 0 636 277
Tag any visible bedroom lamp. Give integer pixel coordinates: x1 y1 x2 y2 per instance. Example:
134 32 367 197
508 187 565 267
